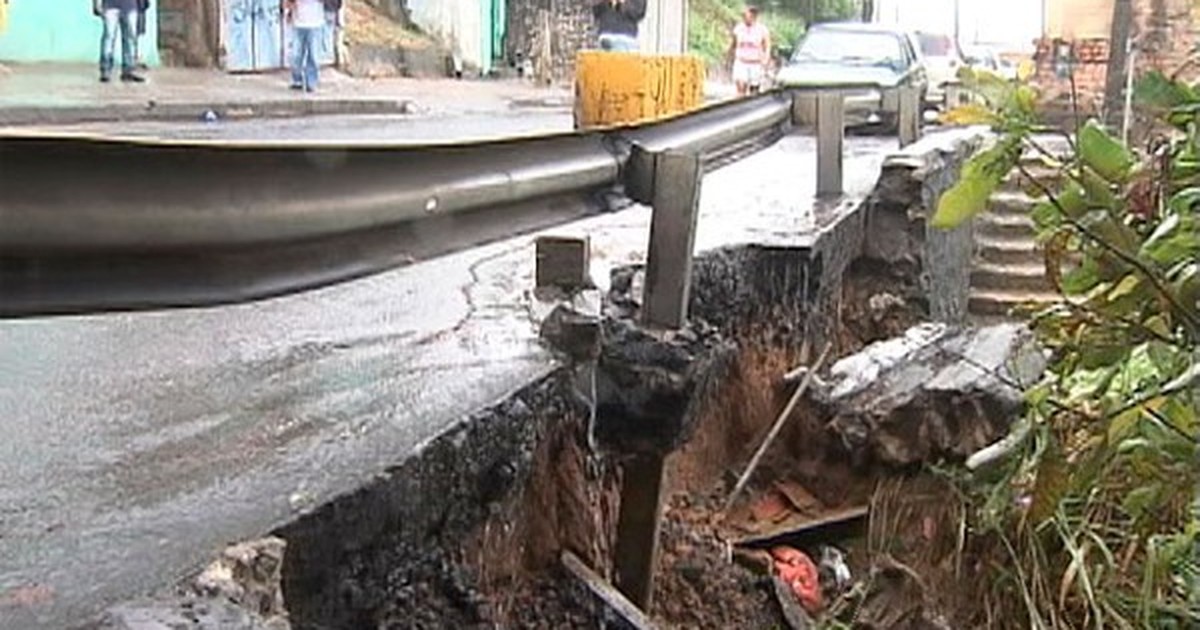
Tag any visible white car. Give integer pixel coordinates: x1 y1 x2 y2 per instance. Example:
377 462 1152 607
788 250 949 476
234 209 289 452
962 44 1019 81
914 32 965 109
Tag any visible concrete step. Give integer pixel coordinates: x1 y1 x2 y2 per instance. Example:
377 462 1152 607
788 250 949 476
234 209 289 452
975 211 1036 240
987 191 1038 216
971 261 1053 293
1000 164 1064 194
976 235 1043 265
968 288 1060 316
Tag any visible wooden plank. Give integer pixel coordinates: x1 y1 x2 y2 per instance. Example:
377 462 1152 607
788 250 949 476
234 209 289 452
613 452 668 611
561 551 658 630
733 505 870 546
641 150 702 329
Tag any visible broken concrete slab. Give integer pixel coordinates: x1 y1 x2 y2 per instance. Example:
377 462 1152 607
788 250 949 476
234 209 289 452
97 596 289 630
95 537 291 630
813 323 1046 466
593 315 736 455
865 127 990 324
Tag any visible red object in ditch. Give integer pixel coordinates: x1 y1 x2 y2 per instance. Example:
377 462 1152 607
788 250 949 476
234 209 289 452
771 546 823 613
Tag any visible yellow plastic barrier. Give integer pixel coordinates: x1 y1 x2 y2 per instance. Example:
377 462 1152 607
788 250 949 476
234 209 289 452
574 51 705 129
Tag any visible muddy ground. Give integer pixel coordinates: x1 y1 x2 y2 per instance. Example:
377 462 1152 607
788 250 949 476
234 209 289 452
298 264 991 629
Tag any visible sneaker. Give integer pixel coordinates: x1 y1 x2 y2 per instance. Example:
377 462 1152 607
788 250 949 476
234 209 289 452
120 73 145 83
289 83 304 91
99 75 111 83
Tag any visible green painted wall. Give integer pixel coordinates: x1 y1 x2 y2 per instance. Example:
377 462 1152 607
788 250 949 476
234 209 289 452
0 0 160 65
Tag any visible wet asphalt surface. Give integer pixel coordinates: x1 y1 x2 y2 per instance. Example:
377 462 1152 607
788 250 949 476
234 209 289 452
0 117 903 628
5 111 577 145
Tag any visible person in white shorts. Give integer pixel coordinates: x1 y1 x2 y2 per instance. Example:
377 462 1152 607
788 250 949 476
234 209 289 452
729 6 771 96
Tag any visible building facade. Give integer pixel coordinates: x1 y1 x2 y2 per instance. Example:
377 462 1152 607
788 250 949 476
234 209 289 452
0 0 161 65
1033 0 1199 108
503 0 687 83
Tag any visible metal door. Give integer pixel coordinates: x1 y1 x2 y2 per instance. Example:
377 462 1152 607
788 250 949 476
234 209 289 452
225 0 255 71
317 18 336 65
253 0 285 70
225 0 285 71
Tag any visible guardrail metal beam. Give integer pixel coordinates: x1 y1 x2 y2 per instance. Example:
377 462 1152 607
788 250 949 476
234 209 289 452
0 86 903 318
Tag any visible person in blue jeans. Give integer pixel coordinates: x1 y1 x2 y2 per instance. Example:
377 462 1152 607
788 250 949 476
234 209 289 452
93 0 144 83
286 0 326 92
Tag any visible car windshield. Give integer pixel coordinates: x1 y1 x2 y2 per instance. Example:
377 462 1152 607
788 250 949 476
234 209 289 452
963 49 996 67
918 33 959 58
793 30 903 66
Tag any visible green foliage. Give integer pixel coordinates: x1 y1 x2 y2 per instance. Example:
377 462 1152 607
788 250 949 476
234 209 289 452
945 69 1200 627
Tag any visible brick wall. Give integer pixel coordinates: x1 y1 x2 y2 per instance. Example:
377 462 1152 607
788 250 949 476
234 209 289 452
505 0 595 82
1033 0 1197 115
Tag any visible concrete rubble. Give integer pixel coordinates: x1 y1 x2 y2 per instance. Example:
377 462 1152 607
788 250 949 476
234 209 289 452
810 322 1047 466
98 538 290 630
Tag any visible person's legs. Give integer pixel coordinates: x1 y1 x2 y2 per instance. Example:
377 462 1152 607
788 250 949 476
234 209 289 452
747 63 763 94
99 9 121 81
295 27 319 90
732 61 748 96
119 9 143 80
290 27 308 89
306 28 320 90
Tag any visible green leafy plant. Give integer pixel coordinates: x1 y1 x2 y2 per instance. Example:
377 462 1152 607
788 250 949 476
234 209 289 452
933 70 1200 628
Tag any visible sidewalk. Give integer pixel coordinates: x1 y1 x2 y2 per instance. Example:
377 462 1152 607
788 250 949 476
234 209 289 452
0 63 573 126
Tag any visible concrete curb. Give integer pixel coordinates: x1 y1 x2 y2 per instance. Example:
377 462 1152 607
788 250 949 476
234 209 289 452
0 98 413 126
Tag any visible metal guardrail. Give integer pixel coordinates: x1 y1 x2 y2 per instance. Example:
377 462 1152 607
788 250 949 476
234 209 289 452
0 86 919 317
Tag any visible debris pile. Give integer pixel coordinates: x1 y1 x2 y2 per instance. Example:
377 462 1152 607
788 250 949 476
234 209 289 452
645 322 1046 628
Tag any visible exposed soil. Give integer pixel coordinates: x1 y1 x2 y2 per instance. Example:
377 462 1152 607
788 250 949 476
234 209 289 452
837 259 927 354
350 260 959 629
654 492 783 629
466 413 621 629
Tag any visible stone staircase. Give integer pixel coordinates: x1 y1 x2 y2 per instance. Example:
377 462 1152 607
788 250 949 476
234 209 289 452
967 185 1060 319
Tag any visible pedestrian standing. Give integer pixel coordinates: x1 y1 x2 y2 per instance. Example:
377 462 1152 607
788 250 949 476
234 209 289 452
285 0 325 92
94 0 145 83
592 0 646 52
730 6 770 96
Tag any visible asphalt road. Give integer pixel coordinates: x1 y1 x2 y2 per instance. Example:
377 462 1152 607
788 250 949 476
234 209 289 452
4 111 576 145
0 121 901 628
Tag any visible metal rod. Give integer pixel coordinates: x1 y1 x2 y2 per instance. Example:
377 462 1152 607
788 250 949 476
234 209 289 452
1123 46 1137 145
723 342 833 513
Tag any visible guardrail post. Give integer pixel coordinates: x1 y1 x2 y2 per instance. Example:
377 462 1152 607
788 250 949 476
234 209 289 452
944 81 964 110
640 149 703 329
815 91 845 197
614 451 668 611
611 146 701 612
898 85 922 147
535 236 591 289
